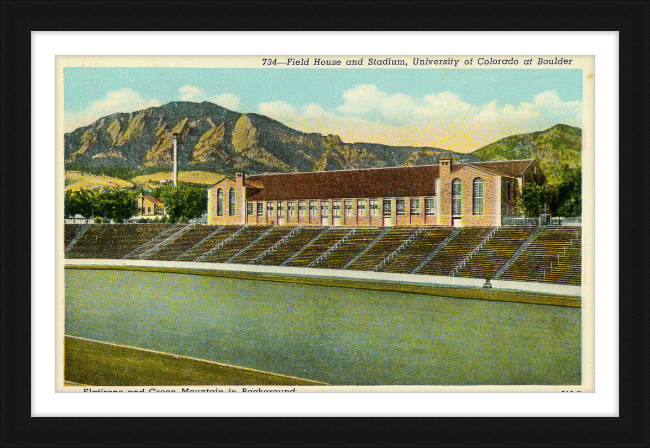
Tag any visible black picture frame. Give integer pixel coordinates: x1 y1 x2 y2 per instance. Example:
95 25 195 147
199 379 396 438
2 1 649 446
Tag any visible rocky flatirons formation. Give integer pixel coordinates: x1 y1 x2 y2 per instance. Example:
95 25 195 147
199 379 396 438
64 101 478 173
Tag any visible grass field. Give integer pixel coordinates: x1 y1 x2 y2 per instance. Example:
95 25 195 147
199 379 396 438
64 336 325 386
65 171 134 191
131 171 225 187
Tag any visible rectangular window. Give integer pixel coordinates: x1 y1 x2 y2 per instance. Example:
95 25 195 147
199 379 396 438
425 197 435 215
277 202 285 218
266 202 274 219
257 202 264 217
345 200 353 218
370 199 379 217
309 201 317 216
396 199 406 216
357 200 367 217
383 199 392 217
288 202 295 217
410 198 421 215
299 202 307 218
333 201 341 218
321 202 330 216
247 202 254 216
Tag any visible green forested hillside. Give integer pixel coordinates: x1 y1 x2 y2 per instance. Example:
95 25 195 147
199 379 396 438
472 124 582 185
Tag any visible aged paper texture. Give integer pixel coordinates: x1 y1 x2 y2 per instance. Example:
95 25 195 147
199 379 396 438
56 55 594 393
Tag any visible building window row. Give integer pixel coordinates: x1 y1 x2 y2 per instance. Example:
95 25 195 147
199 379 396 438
242 197 438 220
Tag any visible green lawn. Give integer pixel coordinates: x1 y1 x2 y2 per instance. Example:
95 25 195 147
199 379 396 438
64 336 325 386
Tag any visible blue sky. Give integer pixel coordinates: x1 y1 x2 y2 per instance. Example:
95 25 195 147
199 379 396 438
64 67 583 151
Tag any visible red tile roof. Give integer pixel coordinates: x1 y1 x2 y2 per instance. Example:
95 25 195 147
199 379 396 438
239 159 534 201
144 195 163 205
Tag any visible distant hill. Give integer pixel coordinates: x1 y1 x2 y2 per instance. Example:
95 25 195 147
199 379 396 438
471 124 582 185
64 101 478 174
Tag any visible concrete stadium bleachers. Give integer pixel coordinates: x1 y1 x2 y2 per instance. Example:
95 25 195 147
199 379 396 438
543 233 581 285
174 226 242 261
122 224 185 259
64 223 583 286
380 228 453 274
228 227 296 264
284 228 351 267
143 225 220 261
257 227 327 266
203 226 271 263
346 227 417 271
456 226 535 280
313 229 383 269
416 227 493 276
500 226 581 285
64 224 86 249
66 224 172 259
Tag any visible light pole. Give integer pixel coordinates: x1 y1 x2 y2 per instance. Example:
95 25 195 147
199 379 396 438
172 133 179 188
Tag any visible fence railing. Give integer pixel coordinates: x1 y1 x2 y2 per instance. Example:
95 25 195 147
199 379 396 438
502 216 581 226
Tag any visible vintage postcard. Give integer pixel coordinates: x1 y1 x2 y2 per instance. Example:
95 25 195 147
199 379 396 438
57 55 594 392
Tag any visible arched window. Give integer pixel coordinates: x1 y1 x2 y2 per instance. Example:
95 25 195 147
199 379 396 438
452 179 462 216
473 178 484 215
228 188 236 216
216 188 223 216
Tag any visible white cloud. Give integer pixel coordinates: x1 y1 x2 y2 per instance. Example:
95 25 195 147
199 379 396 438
258 101 297 118
213 93 240 110
256 87 582 152
64 88 160 132
179 84 204 101
178 84 241 110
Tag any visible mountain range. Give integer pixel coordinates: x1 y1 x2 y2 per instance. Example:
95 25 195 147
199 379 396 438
64 101 581 184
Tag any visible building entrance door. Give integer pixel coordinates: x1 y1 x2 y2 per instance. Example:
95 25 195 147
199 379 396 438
382 199 393 227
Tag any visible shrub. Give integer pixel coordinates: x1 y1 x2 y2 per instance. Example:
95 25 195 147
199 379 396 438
160 216 167 223
102 218 109 224
153 217 160 223
94 216 101 224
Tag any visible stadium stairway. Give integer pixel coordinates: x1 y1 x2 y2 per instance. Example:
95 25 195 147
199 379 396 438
143 225 221 261
258 227 328 266
202 226 271 263
454 226 536 279
284 228 351 267
228 227 297 264
175 226 242 262
311 229 382 269
414 227 494 276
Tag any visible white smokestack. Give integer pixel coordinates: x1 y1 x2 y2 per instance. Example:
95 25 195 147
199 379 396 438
172 133 178 187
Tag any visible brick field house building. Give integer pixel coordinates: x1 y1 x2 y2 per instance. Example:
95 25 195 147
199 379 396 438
207 158 546 228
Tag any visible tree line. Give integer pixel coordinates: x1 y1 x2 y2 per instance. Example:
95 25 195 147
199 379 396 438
64 183 207 223
518 165 581 217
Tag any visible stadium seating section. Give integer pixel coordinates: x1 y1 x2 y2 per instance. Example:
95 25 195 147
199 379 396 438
174 226 242 261
144 225 220 261
258 227 327 266
284 228 351 267
202 226 271 263
346 227 416 271
456 226 535 279
500 226 581 285
66 224 172 259
312 229 382 269
228 226 296 264
64 224 86 249
380 228 454 274
416 227 494 276
64 224 582 285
